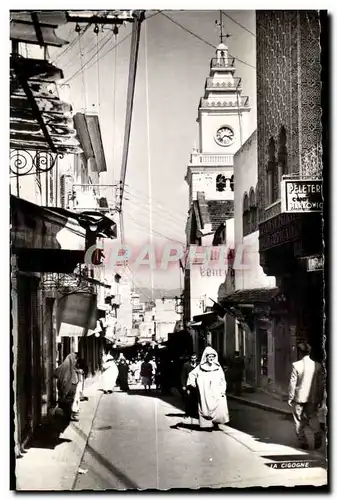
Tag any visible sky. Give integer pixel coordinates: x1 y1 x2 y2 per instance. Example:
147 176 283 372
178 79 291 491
48 10 257 291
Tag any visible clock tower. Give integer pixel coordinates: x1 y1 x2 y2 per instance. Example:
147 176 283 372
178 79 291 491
185 41 251 205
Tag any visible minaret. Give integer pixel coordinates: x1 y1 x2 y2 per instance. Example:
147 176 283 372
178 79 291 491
185 15 251 206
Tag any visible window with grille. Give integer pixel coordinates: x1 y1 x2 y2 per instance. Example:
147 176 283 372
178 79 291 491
278 125 288 176
249 188 257 232
243 193 250 236
267 137 279 204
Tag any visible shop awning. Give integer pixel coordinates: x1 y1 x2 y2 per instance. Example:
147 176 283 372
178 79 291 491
11 195 117 272
10 56 82 154
11 195 86 251
192 311 218 326
58 293 97 334
220 288 281 306
10 11 69 47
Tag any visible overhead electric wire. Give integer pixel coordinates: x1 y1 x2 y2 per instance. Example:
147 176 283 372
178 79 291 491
78 32 88 111
123 189 186 225
96 30 102 117
63 11 161 85
63 30 121 84
124 202 186 240
124 191 186 228
60 28 112 74
51 28 84 64
125 213 186 246
160 12 255 70
221 11 256 37
124 185 186 220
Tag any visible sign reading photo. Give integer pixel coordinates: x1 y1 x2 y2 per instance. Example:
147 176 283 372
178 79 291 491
281 179 323 213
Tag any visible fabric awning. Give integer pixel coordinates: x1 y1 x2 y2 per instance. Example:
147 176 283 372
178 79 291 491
11 195 117 252
11 195 86 252
10 11 68 47
192 311 218 326
220 288 280 306
10 56 82 154
58 293 97 333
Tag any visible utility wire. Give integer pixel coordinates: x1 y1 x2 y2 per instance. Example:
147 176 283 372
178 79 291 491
78 33 88 111
63 11 161 85
51 28 85 64
61 29 112 73
124 185 186 220
221 11 256 37
96 31 102 117
160 12 255 70
124 203 186 241
63 30 121 84
125 213 186 246
124 195 187 232
123 189 186 225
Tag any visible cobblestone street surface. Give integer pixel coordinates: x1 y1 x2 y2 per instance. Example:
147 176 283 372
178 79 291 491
74 388 327 490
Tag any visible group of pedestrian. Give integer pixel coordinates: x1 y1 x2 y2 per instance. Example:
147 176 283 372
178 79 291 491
180 342 325 448
53 340 324 451
101 352 130 393
100 350 159 394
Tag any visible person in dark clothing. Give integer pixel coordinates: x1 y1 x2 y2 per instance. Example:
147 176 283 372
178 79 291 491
181 354 198 390
231 351 244 395
181 354 198 418
118 358 129 392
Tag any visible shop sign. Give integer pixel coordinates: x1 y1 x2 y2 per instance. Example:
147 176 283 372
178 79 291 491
281 179 323 213
58 292 97 331
306 255 324 272
259 213 301 252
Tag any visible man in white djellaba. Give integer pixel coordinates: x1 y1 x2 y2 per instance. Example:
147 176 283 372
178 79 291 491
101 350 119 394
187 346 229 431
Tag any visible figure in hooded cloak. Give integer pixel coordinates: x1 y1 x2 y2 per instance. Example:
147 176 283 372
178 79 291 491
54 352 79 421
187 346 229 430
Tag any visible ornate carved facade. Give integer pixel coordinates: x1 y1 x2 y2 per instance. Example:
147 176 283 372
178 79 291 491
256 11 323 219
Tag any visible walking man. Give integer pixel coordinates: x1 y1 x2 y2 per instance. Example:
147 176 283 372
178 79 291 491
288 342 324 450
181 353 197 392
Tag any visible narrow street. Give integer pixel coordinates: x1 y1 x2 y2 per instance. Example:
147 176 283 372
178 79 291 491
74 388 327 490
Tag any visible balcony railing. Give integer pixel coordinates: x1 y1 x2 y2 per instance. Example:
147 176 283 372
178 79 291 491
210 57 235 69
206 77 241 90
72 184 117 213
189 152 233 166
200 96 249 108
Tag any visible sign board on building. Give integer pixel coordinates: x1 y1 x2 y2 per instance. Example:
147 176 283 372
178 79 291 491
281 179 323 213
306 255 324 272
58 292 97 332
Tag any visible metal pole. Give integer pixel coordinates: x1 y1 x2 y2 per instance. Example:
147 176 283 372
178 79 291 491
119 12 144 213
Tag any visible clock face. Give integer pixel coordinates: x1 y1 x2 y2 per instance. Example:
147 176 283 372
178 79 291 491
215 126 235 146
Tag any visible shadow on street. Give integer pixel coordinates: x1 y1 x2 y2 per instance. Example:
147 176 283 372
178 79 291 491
73 423 140 490
25 414 71 450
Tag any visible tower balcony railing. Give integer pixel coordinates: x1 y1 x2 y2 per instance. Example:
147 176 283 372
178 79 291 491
210 57 235 69
200 96 249 108
189 151 233 166
206 77 241 90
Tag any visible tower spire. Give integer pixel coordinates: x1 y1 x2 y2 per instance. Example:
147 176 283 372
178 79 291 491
215 11 232 45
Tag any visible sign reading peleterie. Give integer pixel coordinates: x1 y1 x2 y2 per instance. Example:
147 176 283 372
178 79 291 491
281 179 323 213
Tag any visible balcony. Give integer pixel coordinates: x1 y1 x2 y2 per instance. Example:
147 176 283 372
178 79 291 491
200 96 249 109
210 57 235 70
72 184 117 213
189 152 233 166
205 77 241 90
